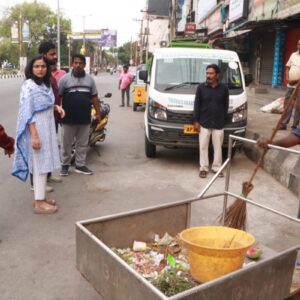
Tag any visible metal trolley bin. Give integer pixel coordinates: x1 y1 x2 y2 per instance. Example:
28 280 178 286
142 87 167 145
76 135 300 300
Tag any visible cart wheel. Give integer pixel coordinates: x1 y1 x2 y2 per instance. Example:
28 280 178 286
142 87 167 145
133 103 138 111
145 134 156 158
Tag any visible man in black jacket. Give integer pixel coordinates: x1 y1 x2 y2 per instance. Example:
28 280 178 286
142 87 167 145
193 64 229 178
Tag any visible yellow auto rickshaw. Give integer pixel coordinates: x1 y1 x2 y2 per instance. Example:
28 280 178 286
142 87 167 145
133 64 147 111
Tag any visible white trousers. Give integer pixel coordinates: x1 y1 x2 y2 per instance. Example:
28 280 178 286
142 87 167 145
199 127 224 172
32 154 47 200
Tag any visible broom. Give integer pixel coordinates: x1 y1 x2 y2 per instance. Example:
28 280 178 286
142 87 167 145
222 80 300 230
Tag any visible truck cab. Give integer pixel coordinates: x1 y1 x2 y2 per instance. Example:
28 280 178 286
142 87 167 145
140 47 249 158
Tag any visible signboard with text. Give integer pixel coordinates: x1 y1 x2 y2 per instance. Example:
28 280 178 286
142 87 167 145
229 0 249 22
185 23 196 35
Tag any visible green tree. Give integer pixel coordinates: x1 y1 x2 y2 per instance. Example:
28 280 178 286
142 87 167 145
0 1 71 67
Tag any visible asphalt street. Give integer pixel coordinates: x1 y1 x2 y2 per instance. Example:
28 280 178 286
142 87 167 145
0 74 299 299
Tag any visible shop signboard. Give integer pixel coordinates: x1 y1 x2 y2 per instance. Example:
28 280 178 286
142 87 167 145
198 0 217 22
185 23 196 35
207 9 222 34
249 0 300 21
229 0 249 23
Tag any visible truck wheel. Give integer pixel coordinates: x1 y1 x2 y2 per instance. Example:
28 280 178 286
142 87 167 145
133 103 138 111
145 135 156 158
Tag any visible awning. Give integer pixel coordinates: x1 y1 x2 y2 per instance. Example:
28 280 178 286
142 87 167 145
225 29 252 39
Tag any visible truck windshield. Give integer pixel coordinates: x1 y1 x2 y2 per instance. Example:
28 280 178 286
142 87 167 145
155 57 243 95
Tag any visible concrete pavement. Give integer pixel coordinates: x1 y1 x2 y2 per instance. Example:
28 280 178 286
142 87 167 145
245 85 300 198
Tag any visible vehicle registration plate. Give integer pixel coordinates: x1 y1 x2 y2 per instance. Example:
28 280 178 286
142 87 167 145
183 125 198 134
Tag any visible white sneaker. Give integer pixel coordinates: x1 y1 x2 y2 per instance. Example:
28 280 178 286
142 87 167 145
30 185 54 193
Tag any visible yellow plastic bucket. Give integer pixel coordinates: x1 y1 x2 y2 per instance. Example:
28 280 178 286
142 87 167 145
180 226 255 283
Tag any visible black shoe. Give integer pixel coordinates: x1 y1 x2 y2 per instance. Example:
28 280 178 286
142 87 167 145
279 124 287 130
75 165 93 175
119 104 124 107
60 165 69 176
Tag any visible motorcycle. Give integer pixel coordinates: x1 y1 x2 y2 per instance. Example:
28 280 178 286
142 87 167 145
89 93 111 145
71 93 112 163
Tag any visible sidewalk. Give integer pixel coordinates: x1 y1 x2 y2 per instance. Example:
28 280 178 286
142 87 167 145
244 84 300 198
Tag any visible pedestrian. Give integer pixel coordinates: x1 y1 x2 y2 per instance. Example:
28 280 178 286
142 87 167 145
257 124 300 218
12 55 65 214
118 65 133 107
279 39 300 130
0 124 14 157
193 64 229 178
26 40 66 193
59 53 100 176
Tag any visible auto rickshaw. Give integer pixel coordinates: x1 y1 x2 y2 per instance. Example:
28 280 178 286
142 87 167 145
133 64 147 111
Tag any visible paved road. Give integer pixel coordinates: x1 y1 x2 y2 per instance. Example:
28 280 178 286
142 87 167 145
0 74 299 299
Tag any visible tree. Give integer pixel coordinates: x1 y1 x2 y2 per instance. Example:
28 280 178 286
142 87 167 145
117 41 133 65
0 1 71 67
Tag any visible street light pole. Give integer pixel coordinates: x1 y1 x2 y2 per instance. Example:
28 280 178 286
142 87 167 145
78 14 92 54
57 0 61 68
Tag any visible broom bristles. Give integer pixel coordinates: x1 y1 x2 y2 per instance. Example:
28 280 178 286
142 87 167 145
220 182 252 230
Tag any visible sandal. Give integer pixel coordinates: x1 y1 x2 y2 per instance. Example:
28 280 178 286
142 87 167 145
212 170 224 178
199 170 207 178
34 202 58 214
32 199 56 207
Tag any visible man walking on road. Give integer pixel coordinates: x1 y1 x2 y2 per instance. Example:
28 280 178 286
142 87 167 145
0 124 14 157
59 54 100 176
279 40 300 130
193 64 229 178
257 125 300 218
118 65 133 107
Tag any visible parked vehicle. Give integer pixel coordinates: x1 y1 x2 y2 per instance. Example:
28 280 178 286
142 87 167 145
133 64 147 111
139 45 252 158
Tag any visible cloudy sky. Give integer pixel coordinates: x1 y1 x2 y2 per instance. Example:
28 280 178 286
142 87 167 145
1 0 147 45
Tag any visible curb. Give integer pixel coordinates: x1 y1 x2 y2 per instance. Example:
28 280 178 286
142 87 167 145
0 74 24 79
244 129 300 198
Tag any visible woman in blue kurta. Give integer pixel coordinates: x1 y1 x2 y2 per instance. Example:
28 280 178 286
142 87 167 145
12 55 65 214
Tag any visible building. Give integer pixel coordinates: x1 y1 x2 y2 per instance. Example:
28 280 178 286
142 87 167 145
170 0 300 87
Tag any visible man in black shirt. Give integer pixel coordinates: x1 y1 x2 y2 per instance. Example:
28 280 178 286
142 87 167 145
193 64 229 178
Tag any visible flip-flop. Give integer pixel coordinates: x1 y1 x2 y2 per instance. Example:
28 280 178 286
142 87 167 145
34 204 58 214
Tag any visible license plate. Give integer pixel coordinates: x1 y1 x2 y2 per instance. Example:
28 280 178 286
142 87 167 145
183 125 198 134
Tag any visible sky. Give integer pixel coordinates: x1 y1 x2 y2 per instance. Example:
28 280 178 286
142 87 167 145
1 0 147 46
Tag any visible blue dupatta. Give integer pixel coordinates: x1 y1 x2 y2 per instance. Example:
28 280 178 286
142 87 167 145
12 79 54 181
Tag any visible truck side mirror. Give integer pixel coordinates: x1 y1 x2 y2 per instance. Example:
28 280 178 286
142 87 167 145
244 74 253 87
139 70 148 83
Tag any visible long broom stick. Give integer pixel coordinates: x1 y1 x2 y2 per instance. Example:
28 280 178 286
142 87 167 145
222 80 300 230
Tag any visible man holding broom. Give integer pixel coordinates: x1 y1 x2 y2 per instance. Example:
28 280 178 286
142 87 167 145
257 127 300 218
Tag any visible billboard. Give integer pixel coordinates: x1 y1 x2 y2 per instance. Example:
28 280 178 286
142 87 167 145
68 30 117 47
11 22 18 43
148 0 169 17
22 20 30 43
99 30 117 47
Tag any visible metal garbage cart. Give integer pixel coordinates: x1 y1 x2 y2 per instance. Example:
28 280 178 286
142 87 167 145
76 135 300 300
